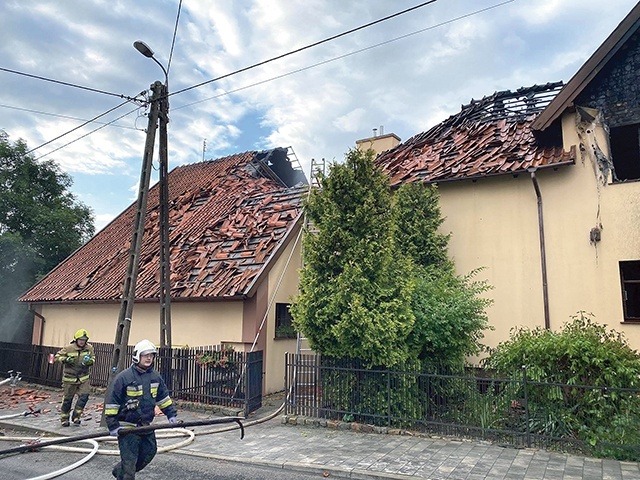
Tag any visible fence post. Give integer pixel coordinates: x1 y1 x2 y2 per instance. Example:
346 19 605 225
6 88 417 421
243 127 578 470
387 367 391 427
522 365 530 448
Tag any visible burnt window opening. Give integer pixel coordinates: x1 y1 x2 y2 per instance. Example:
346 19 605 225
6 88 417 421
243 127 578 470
620 261 640 322
275 303 296 339
610 124 640 182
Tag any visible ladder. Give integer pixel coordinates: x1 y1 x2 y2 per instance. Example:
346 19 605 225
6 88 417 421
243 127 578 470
295 157 325 357
290 158 326 413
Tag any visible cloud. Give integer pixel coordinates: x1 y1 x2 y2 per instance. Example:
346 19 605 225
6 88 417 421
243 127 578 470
0 0 637 222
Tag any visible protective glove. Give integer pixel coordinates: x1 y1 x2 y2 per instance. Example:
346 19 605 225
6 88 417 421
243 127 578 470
168 417 180 424
110 427 124 437
81 355 94 366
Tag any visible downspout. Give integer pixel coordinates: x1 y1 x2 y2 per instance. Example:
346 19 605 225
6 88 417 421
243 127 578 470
528 168 551 329
30 307 46 345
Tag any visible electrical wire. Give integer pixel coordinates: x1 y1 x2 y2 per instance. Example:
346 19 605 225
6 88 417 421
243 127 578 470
173 0 514 112
167 0 183 76
0 66 139 102
0 103 139 131
25 99 135 155
34 106 143 161
170 0 438 98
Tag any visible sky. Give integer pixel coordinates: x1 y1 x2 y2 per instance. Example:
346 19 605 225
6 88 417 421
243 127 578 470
1 0 638 231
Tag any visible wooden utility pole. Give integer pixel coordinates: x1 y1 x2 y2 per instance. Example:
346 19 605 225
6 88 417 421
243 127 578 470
158 82 172 348
101 81 163 426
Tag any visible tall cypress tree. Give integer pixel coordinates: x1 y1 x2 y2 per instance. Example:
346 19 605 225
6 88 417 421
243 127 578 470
291 149 414 367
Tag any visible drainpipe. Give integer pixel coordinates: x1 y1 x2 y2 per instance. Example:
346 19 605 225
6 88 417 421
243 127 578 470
528 168 551 329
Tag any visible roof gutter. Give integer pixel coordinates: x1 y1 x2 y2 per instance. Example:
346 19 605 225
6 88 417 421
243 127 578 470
529 168 551 330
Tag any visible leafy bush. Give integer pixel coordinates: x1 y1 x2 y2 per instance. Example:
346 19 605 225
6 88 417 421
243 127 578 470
484 312 640 460
484 312 640 387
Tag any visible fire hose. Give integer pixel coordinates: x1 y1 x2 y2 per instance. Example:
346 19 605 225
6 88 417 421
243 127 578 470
0 408 41 421
0 417 244 457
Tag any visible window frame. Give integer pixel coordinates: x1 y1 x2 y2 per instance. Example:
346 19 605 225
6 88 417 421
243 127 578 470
620 260 640 323
274 302 297 339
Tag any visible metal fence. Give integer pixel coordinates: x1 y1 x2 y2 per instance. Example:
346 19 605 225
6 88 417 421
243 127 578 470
0 341 263 416
285 354 640 461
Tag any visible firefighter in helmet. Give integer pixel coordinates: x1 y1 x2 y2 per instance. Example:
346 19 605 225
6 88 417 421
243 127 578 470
105 339 178 479
54 328 95 426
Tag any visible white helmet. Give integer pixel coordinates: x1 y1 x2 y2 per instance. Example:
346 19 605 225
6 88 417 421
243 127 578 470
133 339 157 363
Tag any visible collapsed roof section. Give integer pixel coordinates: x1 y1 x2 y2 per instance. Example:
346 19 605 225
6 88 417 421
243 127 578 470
375 83 576 186
20 148 308 303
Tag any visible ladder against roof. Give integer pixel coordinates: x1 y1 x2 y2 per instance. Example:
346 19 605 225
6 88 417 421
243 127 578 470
295 156 326 357
309 157 325 188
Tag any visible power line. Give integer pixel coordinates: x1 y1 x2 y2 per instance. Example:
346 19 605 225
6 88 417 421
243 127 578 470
170 0 438 98
174 1 514 112
0 66 139 102
26 99 138 154
167 0 183 76
0 103 139 130
34 107 142 161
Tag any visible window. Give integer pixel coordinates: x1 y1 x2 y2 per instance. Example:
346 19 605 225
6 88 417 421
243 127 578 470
275 303 296 339
620 261 640 322
610 124 640 181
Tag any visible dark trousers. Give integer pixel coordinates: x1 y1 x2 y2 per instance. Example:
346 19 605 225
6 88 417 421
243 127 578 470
113 432 157 480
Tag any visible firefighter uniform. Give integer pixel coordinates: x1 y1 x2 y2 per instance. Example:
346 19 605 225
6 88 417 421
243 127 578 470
105 340 177 480
55 329 95 426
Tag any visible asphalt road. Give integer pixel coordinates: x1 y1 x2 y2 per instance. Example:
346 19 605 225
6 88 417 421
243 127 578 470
0 436 325 480
0 449 327 479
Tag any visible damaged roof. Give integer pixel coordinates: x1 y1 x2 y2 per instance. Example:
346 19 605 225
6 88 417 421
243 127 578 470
20 148 307 303
375 83 576 186
533 2 640 131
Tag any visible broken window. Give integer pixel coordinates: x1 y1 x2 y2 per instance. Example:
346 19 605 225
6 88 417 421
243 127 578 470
610 124 640 181
275 303 296 338
620 261 640 322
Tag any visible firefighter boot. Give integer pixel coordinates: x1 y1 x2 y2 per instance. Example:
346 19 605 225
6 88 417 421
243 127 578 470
60 396 73 427
71 393 89 425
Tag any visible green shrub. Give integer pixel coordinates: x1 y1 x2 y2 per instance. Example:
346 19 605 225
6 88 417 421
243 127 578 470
484 312 640 460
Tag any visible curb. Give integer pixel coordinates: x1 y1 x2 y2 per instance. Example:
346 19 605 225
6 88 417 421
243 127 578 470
173 448 416 480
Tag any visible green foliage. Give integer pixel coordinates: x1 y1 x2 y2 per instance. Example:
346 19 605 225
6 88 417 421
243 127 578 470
196 347 235 369
291 149 415 367
0 131 94 341
392 183 451 271
484 312 640 388
391 183 492 370
408 267 492 370
484 312 640 460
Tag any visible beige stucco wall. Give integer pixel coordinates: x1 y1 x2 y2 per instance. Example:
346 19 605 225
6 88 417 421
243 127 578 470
263 228 303 393
37 301 243 349
439 110 640 357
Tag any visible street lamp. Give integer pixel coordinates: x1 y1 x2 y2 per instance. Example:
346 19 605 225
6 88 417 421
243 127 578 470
133 40 168 87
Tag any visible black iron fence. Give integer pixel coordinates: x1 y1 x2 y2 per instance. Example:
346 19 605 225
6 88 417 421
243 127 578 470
285 354 640 461
0 341 262 416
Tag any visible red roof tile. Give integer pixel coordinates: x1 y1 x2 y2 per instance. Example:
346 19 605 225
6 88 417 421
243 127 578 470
375 83 576 186
20 150 307 303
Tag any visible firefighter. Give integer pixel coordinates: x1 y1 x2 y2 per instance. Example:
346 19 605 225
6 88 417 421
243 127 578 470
54 328 95 427
105 339 178 480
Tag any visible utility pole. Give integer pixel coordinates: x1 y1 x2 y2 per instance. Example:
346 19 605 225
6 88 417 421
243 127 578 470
101 81 163 428
158 81 172 349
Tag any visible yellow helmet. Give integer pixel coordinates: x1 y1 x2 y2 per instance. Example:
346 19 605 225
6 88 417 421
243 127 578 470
72 329 90 343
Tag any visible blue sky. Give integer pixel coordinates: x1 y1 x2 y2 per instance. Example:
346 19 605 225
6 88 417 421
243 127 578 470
1 0 638 231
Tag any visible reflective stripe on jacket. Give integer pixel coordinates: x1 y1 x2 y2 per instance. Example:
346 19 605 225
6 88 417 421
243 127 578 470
55 342 95 384
104 364 177 431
